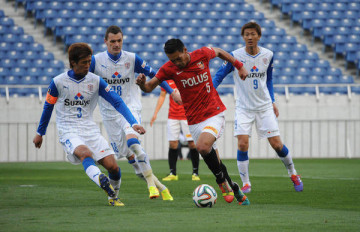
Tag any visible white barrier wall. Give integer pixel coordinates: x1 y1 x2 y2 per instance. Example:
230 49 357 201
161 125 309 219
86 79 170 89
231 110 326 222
0 94 359 162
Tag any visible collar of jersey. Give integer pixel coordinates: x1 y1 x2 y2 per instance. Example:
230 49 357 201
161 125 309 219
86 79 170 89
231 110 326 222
67 70 86 83
107 51 122 64
245 47 261 58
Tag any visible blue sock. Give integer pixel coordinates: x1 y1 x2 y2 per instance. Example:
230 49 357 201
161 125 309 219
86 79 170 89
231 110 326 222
276 145 289 158
82 157 96 171
237 150 248 161
127 138 140 147
109 168 121 181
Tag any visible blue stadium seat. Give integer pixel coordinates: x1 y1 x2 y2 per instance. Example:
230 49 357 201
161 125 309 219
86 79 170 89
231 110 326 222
6 76 21 85
49 60 64 71
23 50 37 60
290 75 307 94
29 43 44 53
17 59 31 69
277 75 292 85
0 17 14 26
351 86 360 94
323 27 336 46
0 67 10 78
319 2 333 12
0 58 13 68
33 59 48 69
38 75 52 85
339 75 354 84
304 52 319 60
64 2 79 10
316 60 330 69
9 26 24 35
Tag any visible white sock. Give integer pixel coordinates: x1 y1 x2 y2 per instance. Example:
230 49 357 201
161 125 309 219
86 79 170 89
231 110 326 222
280 153 297 176
109 178 121 199
152 174 166 192
85 165 101 187
129 143 155 187
237 160 251 186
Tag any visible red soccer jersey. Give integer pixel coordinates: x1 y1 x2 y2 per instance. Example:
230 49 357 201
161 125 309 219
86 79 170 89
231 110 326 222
156 47 226 125
161 80 187 120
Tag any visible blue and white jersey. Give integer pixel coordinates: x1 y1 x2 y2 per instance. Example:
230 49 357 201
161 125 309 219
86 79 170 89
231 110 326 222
90 51 150 119
36 70 138 137
214 46 275 112
52 71 101 136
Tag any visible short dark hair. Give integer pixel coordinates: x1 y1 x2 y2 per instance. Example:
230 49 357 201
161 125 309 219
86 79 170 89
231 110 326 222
105 25 123 40
68 43 92 68
241 21 262 36
164 38 185 54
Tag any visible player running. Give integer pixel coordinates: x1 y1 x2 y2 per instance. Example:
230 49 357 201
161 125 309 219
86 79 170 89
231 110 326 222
33 43 146 206
136 39 250 205
89 26 178 200
213 21 303 193
150 79 201 181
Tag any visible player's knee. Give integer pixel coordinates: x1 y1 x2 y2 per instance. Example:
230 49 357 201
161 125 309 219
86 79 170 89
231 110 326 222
196 143 211 155
107 164 119 174
272 142 283 152
238 141 249 151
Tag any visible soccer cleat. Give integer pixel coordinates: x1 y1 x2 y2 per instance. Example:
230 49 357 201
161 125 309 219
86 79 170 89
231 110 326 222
192 174 200 181
161 188 174 201
149 186 160 199
108 198 125 206
162 174 178 181
291 174 303 192
218 180 234 203
99 173 116 198
232 182 250 205
241 184 252 194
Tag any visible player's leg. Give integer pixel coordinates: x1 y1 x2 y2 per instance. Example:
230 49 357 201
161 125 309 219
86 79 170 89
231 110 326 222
163 119 181 180
190 113 236 203
237 135 251 193
258 108 303 192
268 136 303 192
188 141 200 181
98 154 124 206
163 140 179 181
180 120 200 180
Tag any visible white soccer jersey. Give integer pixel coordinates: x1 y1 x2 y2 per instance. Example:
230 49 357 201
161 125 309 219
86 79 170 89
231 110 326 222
232 47 273 111
93 51 141 120
53 72 101 136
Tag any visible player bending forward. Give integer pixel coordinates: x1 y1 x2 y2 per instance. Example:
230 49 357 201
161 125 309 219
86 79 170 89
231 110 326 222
137 39 250 205
33 43 146 206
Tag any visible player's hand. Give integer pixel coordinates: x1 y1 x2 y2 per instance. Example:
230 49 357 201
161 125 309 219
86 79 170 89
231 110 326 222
132 124 146 134
171 88 183 105
237 66 248 80
136 73 146 87
273 103 279 117
33 134 43 148
150 114 157 127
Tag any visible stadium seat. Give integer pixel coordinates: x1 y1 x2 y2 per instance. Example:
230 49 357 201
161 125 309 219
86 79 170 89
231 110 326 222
0 67 10 78
289 75 307 94
0 58 13 68
6 76 21 85
0 17 14 27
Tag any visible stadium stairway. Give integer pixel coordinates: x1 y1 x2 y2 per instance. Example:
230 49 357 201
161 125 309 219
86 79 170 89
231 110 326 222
256 0 358 81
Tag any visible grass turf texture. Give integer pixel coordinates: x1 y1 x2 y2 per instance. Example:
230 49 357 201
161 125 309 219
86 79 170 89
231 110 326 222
0 159 359 232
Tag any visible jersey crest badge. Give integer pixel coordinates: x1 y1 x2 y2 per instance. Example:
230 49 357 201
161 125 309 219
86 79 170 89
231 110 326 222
263 58 268 65
197 61 204 69
125 62 130 69
88 84 93 92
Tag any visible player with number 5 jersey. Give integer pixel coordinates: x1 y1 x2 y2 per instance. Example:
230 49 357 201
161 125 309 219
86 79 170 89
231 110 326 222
137 38 250 205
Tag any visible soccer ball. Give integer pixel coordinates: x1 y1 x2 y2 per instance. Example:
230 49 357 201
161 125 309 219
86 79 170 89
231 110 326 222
192 184 217 208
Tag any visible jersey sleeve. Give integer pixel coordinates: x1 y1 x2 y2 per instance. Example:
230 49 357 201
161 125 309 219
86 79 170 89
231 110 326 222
98 77 138 126
89 55 96 73
155 66 169 82
134 54 173 94
266 57 275 103
36 80 58 136
200 47 216 61
213 53 235 89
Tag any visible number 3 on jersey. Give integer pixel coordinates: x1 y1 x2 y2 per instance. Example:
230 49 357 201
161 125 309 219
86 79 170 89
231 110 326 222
111 85 122 96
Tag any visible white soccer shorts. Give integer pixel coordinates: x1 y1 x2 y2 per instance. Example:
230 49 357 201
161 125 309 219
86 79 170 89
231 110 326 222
167 119 193 142
103 110 142 159
188 112 225 150
234 107 280 139
59 132 114 165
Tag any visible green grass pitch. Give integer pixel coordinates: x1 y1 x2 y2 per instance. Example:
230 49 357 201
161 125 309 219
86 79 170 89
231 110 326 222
0 159 359 232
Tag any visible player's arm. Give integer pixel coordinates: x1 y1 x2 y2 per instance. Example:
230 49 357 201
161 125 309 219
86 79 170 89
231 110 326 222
99 77 145 134
33 80 58 148
150 90 166 127
266 57 278 117
213 52 236 89
134 55 181 104
89 55 96 73
212 47 248 80
136 73 161 93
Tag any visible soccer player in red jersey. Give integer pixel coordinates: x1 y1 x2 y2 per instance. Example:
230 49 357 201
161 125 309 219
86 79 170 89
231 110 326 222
136 39 250 205
150 80 201 181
